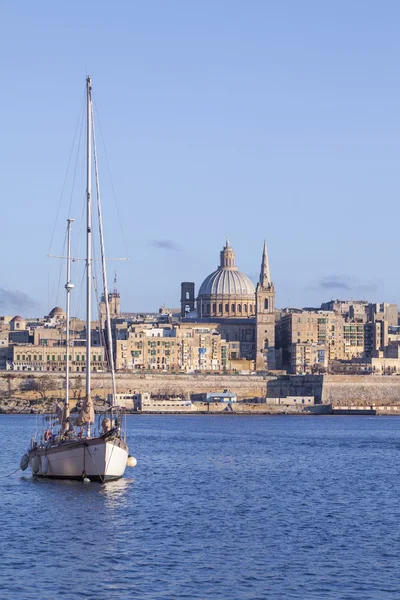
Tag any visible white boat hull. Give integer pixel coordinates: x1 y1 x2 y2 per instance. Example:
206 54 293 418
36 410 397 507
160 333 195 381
28 437 129 482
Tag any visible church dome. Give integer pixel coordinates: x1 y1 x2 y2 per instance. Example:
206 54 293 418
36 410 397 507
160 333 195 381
199 268 255 297
49 306 65 318
197 239 256 319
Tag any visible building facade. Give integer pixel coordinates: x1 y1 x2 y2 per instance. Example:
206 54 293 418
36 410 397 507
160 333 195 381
179 239 276 370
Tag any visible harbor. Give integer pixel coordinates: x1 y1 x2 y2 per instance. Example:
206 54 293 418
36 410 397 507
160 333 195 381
2 371 400 415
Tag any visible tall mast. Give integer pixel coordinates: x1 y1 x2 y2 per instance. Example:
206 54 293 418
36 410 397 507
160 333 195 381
86 75 92 428
65 218 74 410
91 103 117 406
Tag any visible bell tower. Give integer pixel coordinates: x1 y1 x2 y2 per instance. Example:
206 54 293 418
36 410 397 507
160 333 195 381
181 282 195 317
255 241 276 371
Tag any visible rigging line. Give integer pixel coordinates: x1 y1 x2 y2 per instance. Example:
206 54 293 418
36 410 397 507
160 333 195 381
93 99 130 260
48 89 86 256
85 445 105 484
92 101 118 401
1 466 23 477
54 227 68 309
74 157 88 287
71 265 86 339
67 102 85 221
71 179 87 322
1 452 36 477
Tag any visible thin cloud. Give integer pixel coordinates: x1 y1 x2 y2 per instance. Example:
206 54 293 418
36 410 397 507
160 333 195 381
313 275 378 296
319 277 351 291
0 288 39 313
148 240 181 252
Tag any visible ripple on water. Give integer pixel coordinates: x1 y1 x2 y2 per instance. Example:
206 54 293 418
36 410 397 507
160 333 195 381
1 414 400 599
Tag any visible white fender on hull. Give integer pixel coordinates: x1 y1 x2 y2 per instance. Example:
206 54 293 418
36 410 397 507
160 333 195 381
127 455 137 468
42 456 49 475
31 455 40 474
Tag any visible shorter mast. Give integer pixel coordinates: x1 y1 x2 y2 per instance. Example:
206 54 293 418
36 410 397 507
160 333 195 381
65 219 74 415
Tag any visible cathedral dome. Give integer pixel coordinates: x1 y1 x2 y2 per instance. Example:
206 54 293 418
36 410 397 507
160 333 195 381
197 239 256 318
199 268 255 297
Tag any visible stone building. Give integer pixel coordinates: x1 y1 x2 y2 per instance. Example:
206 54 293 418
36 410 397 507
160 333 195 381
46 306 66 325
114 322 233 372
9 315 26 332
277 310 346 373
180 239 276 370
11 344 105 372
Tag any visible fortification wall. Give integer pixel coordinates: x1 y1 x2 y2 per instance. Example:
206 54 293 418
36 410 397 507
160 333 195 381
267 374 400 405
2 372 400 409
0 372 268 401
321 375 400 405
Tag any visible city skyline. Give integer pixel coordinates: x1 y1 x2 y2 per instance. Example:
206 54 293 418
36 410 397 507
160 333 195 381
1 2 400 314
0 235 394 319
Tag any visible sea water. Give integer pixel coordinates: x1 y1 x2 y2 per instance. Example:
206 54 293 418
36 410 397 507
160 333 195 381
1 414 399 599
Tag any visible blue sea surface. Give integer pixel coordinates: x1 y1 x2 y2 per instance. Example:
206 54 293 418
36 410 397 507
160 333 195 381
1 414 400 599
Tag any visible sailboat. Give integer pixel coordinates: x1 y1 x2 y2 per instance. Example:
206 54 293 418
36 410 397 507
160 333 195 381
20 77 135 482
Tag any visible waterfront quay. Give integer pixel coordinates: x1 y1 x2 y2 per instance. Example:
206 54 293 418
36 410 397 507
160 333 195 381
2 371 400 415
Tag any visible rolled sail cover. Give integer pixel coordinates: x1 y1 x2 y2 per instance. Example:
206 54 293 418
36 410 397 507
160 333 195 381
74 394 94 426
56 401 70 430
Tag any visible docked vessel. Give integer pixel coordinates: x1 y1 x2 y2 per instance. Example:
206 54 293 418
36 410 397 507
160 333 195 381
20 77 135 482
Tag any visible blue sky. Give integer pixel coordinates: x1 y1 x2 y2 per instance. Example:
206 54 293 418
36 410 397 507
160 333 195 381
0 1 399 316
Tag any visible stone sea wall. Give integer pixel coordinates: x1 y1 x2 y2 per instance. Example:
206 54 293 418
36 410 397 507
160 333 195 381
266 374 400 405
0 372 268 402
321 375 400 405
2 371 400 413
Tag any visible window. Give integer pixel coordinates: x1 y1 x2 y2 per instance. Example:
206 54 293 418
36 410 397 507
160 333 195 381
219 303 222 313
225 304 229 312
231 304 235 312
17 355 20 361
264 298 269 310
244 304 248 313
212 303 216 313
238 304 242 313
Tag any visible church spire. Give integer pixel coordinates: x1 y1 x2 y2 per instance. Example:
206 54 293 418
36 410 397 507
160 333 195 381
259 240 271 286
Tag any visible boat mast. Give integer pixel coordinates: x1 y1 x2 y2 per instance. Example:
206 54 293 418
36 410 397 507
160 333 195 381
65 218 74 411
86 76 92 433
91 104 117 407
